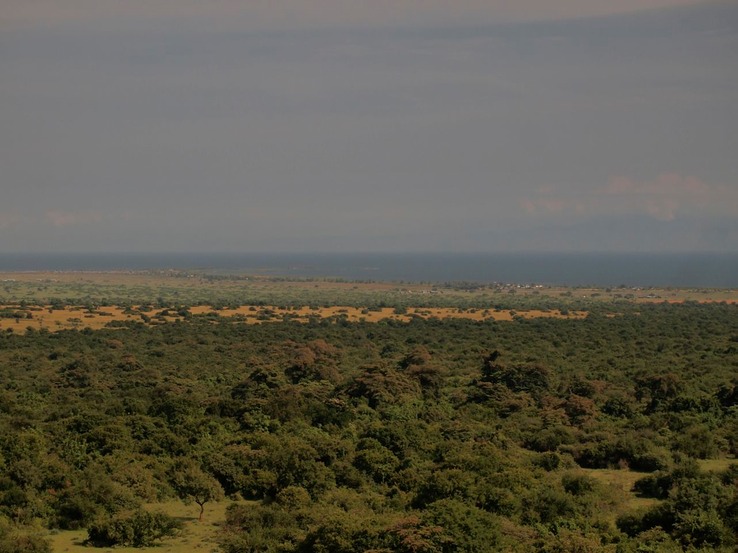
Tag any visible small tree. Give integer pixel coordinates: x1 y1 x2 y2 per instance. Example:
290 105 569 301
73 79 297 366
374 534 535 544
171 461 224 522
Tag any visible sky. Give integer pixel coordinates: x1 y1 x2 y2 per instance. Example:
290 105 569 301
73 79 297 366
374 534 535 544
1 0 737 253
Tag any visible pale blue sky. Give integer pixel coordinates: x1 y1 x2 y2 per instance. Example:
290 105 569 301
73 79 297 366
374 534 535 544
1 1 736 252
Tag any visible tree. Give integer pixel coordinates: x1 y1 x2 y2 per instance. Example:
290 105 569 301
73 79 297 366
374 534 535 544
171 461 224 522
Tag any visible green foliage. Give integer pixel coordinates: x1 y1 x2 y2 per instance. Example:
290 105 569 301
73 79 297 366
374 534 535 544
561 472 597 496
532 452 564 472
51 473 138 530
532 529 604 553
566 434 670 472
275 486 312 509
526 426 576 453
353 438 400 484
423 498 501 552
346 365 420 408
219 503 300 553
384 515 451 553
86 510 180 547
618 466 738 549
170 459 225 521
297 515 374 553
0 298 737 551
523 484 577 525
478 352 552 397
673 424 720 459
0 520 51 553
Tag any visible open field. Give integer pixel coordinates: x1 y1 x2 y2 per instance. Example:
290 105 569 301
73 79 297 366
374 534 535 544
583 459 738 517
47 500 238 553
2 270 736 333
0 303 588 333
2 271 737 306
583 468 662 516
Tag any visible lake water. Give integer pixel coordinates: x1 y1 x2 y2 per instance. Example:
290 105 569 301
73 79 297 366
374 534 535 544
0 252 736 288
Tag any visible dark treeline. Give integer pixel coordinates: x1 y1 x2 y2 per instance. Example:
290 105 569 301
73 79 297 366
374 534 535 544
0 302 737 551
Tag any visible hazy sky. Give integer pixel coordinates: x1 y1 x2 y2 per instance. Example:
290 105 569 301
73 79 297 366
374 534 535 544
2 1 737 253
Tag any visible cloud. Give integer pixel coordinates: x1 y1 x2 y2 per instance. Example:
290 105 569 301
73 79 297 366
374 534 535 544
521 174 736 222
1 0 705 30
45 210 103 228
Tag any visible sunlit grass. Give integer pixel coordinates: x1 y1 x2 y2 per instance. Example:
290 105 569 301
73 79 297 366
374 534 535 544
698 457 737 473
47 500 241 553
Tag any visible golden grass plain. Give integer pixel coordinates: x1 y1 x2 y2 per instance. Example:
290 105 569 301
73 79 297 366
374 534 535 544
0 304 589 333
1 270 736 334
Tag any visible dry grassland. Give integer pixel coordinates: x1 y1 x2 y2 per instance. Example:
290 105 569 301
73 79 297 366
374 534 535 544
2 271 736 334
582 457 737 521
3 271 737 302
0 304 588 333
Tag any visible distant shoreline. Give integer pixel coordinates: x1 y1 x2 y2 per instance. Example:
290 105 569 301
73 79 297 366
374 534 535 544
1 252 738 288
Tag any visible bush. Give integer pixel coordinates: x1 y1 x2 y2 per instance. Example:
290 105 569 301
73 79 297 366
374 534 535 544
425 498 500 552
616 503 674 537
561 473 597 496
87 510 180 547
568 436 669 472
476 485 519 517
526 426 575 453
524 485 577 525
673 425 719 459
0 526 51 553
353 438 400 484
533 452 563 472
219 502 304 553
54 494 101 530
413 469 477 508
276 485 312 509
632 472 672 499
673 509 728 548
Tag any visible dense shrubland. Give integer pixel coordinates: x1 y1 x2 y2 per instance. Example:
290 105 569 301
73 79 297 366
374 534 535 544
0 301 736 551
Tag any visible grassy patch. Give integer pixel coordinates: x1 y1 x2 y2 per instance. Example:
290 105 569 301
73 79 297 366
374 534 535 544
582 468 662 519
47 500 239 553
698 457 737 473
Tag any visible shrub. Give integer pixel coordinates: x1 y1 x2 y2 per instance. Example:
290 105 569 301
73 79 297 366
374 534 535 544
54 493 100 530
533 452 563 472
424 498 501 552
673 509 728 548
413 469 477 508
568 436 669 472
524 485 577 525
276 485 312 509
353 438 400 484
561 473 597 496
633 472 672 499
673 425 719 459
601 396 634 418
526 426 575 453
616 503 674 537
219 502 304 553
87 510 180 547
476 484 519 517
0 525 51 553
